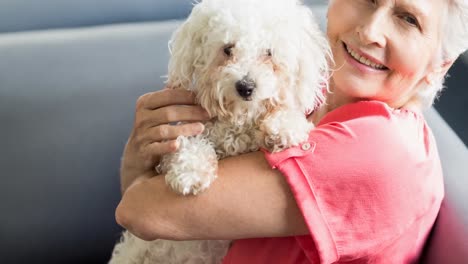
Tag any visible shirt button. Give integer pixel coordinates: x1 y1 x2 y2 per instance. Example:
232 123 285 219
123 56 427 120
301 142 311 151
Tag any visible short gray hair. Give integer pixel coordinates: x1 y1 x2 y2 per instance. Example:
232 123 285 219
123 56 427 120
418 0 468 108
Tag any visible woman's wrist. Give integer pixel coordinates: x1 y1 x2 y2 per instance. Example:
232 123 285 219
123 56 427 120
119 141 159 190
120 152 156 194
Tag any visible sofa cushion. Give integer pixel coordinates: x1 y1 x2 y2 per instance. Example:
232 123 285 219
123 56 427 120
0 21 179 263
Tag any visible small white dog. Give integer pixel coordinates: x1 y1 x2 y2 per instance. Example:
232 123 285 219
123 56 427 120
110 0 330 263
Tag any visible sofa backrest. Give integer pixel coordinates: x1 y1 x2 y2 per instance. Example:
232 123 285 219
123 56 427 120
0 0 329 34
0 0 193 33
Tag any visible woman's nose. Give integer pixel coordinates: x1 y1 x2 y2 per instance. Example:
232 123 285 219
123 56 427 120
356 10 387 48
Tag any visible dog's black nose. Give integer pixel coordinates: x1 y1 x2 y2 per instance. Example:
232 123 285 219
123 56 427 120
235 77 256 99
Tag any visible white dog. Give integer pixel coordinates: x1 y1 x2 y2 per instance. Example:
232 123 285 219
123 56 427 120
110 0 330 263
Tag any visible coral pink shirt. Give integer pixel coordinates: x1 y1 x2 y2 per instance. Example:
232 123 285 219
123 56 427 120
222 101 444 264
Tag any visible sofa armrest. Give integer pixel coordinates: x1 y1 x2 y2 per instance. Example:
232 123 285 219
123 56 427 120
420 108 468 263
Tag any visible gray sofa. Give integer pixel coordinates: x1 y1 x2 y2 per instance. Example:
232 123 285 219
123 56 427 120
0 1 466 263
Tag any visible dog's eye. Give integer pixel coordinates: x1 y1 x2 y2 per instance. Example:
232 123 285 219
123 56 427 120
223 44 234 57
267 49 272 57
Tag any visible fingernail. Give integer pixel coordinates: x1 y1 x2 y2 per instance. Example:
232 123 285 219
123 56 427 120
196 123 205 133
169 140 179 152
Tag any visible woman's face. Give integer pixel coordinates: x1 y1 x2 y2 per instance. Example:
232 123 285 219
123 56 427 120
327 0 446 108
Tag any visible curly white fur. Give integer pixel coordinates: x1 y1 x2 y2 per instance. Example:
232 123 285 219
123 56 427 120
110 0 330 263
110 231 230 264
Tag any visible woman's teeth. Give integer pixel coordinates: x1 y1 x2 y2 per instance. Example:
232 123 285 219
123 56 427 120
346 45 387 70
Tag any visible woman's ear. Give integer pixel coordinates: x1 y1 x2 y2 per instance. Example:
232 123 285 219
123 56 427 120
425 60 454 85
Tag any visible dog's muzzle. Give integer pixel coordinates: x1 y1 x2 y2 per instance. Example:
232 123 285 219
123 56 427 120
235 76 256 100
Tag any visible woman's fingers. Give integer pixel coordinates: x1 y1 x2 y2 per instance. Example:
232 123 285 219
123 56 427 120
145 140 180 158
155 105 211 124
123 139 180 172
137 89 198 110
135 105 210 129
121 89 210 176
145 122 205 143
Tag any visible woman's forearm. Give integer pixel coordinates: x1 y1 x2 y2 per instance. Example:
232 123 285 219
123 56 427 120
115 151 309 241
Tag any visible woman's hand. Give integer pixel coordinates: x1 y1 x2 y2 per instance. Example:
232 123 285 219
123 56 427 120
120 88 211 193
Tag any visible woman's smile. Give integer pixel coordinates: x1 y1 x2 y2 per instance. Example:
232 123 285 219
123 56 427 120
343 42 388 72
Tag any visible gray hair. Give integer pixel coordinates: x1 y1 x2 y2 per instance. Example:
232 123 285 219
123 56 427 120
419 0 468 108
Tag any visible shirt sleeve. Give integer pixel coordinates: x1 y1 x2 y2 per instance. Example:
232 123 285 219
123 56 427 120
262 102 441 263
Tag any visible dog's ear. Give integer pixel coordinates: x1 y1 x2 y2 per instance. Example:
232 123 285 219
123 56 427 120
166 6 208 90
294 7 331 113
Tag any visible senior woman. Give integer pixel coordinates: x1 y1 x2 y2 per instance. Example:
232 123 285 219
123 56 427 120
115 0 468 263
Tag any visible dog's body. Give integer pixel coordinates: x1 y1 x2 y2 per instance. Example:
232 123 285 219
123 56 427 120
162 104 315 195
110 0 330 262
110 232 230 264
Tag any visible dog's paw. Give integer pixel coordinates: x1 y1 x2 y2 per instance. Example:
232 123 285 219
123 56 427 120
261 111 313 152
164 157 218 195
166 170 216 195
263 133 287 153
161 135 219 195
263 128 309 152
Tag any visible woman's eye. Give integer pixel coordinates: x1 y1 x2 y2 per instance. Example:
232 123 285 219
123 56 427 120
401 14 419 27
266 49 272 57
223 44 234 57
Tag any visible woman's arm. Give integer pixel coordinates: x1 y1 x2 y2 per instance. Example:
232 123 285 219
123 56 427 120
116 88 308 241
115 151 308 241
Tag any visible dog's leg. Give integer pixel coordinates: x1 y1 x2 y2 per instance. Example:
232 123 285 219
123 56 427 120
160 135 218 195
260 110 313 153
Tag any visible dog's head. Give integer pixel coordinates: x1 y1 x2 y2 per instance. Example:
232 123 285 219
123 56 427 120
167 0 330 122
